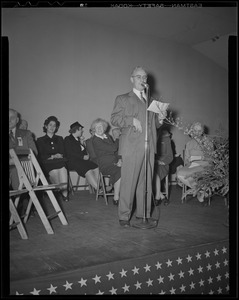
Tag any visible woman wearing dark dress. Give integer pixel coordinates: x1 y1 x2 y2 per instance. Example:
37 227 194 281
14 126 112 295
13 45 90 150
36 116 69 201
64 122 99 190
153 128 173 206
91 118 121 205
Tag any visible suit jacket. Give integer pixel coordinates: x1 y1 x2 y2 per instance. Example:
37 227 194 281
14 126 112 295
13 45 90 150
156 135 173 166
111 90 161 156
64 134 88 164
85 137 98 164
36 134 65 162
9 128 38 155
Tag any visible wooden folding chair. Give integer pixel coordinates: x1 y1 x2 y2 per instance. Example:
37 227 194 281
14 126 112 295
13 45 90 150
161 174 169 199
68 170 94 195
9 148 68 235
95 172 114 205
10 189 29 239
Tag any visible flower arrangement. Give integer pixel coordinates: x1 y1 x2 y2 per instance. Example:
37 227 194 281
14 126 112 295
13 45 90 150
163 112 229 199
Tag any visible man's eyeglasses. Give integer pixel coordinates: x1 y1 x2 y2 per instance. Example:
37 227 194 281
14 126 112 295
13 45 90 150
132 75 148 80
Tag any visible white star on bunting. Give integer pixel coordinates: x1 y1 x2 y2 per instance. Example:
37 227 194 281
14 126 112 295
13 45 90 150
208 276 213 284
215 261 221 269
134 281 142 290
204 250 210 258
223 259 229 266
214 248 219 256
159 289 166 294
47 284 57 294
197 265 203 273
157 275 164 284
132 266 139 275
216 274 222 281
169 287 176 294
179 284 186 292
168 273 175 281
195 253 202 260
119 269 127 277
225 272 229 279
206 263 212 271
146 278 153 286
176 257 183 264
199 279 205 286
109 286 117 295
222 246 227 254
92 274 101 284
78 277 87 287
122 283 130 293
155 261 162 269
63 281 73 290
30 288 41 295
143 264 151 272
15 291 24 295
188 268 194 276
96 290 104 295
165 259 173 267
106 271 114 280
186 254 192 262
178 270 185 278
189 281 196 289
217 287 222 294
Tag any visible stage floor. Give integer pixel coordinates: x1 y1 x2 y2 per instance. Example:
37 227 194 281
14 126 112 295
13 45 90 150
10 185 229 283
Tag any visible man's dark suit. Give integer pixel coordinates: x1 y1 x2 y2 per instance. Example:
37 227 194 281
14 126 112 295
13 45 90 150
9 128 38 189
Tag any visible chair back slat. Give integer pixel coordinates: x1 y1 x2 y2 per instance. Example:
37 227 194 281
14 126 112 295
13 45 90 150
20 159 36 186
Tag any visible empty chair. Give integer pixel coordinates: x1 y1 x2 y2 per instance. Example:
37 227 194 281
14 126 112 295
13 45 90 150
9 148 68 235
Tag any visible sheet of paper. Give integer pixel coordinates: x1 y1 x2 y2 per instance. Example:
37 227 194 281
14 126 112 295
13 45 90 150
147 100 169 118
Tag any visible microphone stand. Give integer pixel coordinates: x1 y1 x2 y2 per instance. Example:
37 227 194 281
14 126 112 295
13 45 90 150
132 85 157 229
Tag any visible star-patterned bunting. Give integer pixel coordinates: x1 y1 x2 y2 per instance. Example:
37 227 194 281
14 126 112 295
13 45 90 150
11 242 229 295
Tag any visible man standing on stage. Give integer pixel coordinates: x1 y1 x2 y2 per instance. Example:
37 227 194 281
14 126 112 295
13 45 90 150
111 66 166 227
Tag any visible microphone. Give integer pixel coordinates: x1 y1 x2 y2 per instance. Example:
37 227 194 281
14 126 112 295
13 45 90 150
141 82 149 88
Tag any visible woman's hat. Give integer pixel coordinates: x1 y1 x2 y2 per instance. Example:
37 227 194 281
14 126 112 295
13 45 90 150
69 121 84 133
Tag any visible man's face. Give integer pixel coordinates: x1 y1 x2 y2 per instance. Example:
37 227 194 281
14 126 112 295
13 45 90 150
9 110 19 130
130 68 148 91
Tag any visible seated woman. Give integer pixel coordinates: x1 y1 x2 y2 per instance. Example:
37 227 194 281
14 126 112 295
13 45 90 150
36 116 69 201
91 118 121 206
64 122 99 190
153 128 174 206
176 122 213 202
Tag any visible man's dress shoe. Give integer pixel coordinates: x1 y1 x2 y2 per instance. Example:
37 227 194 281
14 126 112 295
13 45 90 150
119 220 130 227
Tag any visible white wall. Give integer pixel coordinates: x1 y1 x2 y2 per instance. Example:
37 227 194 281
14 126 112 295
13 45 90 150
3 8 228 155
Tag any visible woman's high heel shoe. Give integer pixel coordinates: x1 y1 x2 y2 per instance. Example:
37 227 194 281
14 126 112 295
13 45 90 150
61 194 69 202
113 199 119 206
163 197 169 206
155 199 162 206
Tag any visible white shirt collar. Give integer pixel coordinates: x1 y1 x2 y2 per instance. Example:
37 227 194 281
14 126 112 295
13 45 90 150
10 127 16 136
95 133 107 139
133 88 146 101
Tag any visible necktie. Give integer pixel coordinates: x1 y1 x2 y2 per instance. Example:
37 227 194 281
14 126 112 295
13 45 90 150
9 130 15 142
140 92 146 102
